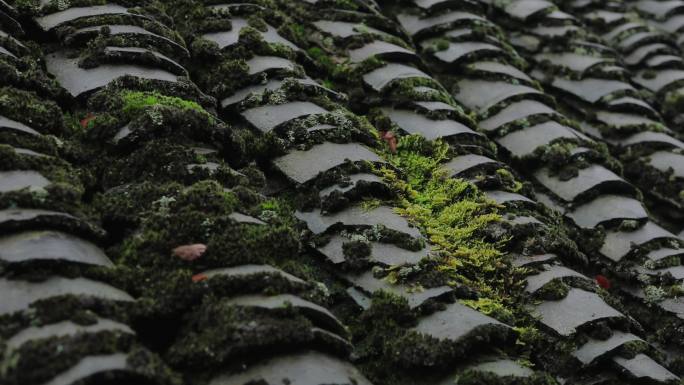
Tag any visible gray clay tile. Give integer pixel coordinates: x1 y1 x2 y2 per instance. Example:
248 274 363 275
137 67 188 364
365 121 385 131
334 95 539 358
497 121 579 158
469 61 532 81
221 79 284 107
203 17 297 50
600 221 677 262
363 63 432 91
0 231 112 266
397 11 485 36
242 101 327 132
568 195 647 228
317 235 427 266
46 51 177 97
535 52 611 73
442 154 500 176
432 42 502 64
273 142 381 184
534 165 626 202
313 20 387 38
0 170 50 193
200 264 305 284
525 265 586 293
414 300 508 341
534 288 623 336
37 5 140 31
380 108 476 140
613 354 678 383
485 190 535 205
0 277 133 316
228 212 266 225
635 1 684 19
209 351 373 385
648 151 684 178
296 205 422 238
624 43 670 65
225 294 345 335
72 25 188 56
319 173 384 198
573 331 643 365
512 253 557 267
504 0 556 21
346 270 451 309
455 80 542 111
349 40 415 63
479 100 557 131
634 69 684 92
552 77 635 104
5 318 133 353
245 55 296 75
43 354 130 385
0 115 40 136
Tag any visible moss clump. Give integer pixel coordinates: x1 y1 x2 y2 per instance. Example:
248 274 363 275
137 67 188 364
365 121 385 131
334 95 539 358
119 90 214 122
165 298 319 371
380 135 506 298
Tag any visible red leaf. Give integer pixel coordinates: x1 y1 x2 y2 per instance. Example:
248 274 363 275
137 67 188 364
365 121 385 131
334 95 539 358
172 244 207 261
192 274 208 283
80 113 96 129
595 275 611 289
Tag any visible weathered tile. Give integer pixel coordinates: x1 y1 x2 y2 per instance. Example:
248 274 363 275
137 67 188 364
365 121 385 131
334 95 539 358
600 222 677 262
349 40 415 63
296 205 422 238
413 301 508 341
479 100 557 131
37 5 139 31
317 235 427 265
0 115 41 136
397 11 485 36
432 42 502 63
648 151 684 178
46 51 177 97
313 20 387 38
242 101 327 132
573 332 643 365
534 288 623 336
613 354 678 383
0 231 112 266
203 17 297 50
363 63 432 91
0 170 50 193
346 270 451 309
225 294 345 335
273 142 381 184
497 121 579 158
455 80 542 111
381 108 476 140
552 78 634 103
568 195 647 228
534 165 626 202
245 55 296 75
0 277 133 316
6 319 133 353
442 154 500 176
525 265 586 293
43 354 130 385
209 351 373 385
200 264 305 284
512 253 557 267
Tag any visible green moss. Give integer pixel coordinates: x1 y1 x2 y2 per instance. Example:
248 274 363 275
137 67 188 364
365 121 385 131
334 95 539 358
377 134 511 306
120 90 214 122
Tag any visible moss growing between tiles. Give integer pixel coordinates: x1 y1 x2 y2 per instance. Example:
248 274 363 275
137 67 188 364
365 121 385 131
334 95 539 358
379 135 512 299
119 91 215 123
